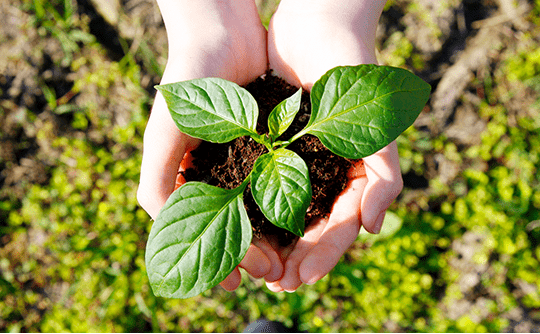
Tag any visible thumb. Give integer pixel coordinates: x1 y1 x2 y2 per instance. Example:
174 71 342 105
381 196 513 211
360 141 403 234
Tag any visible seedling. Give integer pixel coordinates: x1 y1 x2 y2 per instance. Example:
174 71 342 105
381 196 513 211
145 64 431 298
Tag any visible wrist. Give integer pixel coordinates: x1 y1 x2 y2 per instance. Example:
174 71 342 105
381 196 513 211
277 0 386 19
156 0 230 49
276 0 386 38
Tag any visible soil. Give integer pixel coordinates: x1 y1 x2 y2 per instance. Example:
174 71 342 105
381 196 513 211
182 72 359 246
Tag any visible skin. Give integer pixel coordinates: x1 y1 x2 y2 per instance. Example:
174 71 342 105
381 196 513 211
138 0 402 293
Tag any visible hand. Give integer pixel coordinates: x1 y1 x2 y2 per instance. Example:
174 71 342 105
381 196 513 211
137 0 283 290
267 143 403 292
266 0 402 292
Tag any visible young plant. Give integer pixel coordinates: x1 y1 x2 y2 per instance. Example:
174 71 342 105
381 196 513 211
145 64 431 298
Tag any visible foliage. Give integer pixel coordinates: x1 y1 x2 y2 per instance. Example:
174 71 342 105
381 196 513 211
505 33 540 109
2 0 540 332
148 65 430 298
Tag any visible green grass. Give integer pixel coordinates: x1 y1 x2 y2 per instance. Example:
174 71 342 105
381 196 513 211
1 0 540 332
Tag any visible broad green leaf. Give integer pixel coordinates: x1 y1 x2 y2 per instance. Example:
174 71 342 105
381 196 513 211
156 78 259 143
251 149 311 237
145 182 251 299
268 88 302 140
305 65 431 159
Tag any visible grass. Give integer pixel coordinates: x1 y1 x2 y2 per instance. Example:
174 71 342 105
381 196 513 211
1 0 540 332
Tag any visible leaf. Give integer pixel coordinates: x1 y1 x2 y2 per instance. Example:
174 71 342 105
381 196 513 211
268 88 302 140
305 65 431 159
156 78 259 143
145 182 251 299
251 149 311 237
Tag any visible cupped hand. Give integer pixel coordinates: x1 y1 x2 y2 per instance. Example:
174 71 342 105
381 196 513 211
266 144 403 292
137 0 283 291
266 0 402 292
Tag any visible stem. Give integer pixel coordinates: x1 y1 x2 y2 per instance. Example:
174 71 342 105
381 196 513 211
251 133 273 151
269 140 282 148
278 127 310 149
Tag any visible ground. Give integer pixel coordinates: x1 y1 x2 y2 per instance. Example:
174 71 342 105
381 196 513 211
1 0 540 332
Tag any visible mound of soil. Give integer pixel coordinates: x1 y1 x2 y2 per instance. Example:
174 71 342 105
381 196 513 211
182 72 360 246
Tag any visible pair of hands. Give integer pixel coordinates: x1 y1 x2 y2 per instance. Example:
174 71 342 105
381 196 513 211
138 0 401 293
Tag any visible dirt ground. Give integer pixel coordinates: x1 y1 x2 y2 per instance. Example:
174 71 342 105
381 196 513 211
1 0 540 331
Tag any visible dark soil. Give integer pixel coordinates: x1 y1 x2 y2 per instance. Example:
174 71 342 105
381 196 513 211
182 72 359 246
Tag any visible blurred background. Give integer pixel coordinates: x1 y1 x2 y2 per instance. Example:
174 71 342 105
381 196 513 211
1 0 540 332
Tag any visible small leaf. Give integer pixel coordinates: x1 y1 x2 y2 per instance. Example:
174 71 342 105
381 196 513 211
306 65 431 159
156 78 259 143
251 149 311 237
145 182 251 299
268 88 302 140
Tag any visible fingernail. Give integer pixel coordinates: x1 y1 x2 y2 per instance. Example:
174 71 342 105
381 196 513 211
372 212 385 234
302 274 319 285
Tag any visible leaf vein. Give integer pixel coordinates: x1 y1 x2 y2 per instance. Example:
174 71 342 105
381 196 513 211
152 192 242 293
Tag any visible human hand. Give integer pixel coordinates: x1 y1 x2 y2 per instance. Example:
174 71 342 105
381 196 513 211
137 0 283 290
266 0 403 292
266 143 403 292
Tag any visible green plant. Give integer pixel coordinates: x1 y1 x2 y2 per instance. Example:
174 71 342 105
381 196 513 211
145 64 431 298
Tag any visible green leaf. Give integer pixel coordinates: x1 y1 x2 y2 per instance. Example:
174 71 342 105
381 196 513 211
268 88 302 140
305 65 431 159
145 182 251 299
156 78 259 143
251 149 311 237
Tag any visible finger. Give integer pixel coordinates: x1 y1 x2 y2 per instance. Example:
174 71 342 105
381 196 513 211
219 236 276 292
252 237 285 282
137 93 199 220
220 267 241 291
298 176 368 285
174 151 195 190
360 141 403 234
266 280 284 293
276 217 326 291
239 244 271 279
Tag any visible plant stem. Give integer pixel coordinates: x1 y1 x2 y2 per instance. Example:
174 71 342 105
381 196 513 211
251 133 273 151
277 127 309 149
